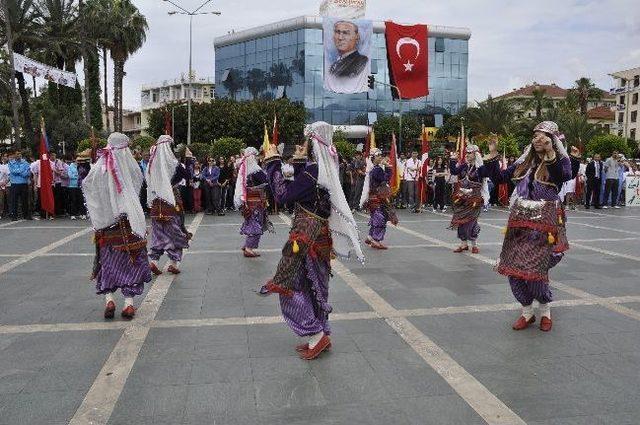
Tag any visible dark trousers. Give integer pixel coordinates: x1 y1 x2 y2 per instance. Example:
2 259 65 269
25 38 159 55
585 179 601 207
140 181 148 213
434 180 446 210
67 187 85 216
53 184 67 216
350 177 364 209
603 178 619 207
9 183 30 219
179 185 192 213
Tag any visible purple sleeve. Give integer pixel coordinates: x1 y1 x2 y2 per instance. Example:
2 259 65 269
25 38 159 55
547 156 572 186
570 155 581 179
369 166 386 187
171 164 190 186
449 159 465 176
266 158 317 205
482 157 515 184
252 170 268 186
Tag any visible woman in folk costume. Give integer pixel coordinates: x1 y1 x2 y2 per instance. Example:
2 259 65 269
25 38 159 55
483 122 580 332
146 135 191 275
234 147 272 258
82 133 152 320
261 122 364 360
448 144 490 254
360 149 398 250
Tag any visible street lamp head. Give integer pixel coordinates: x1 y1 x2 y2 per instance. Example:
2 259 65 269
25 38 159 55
168 11 177 15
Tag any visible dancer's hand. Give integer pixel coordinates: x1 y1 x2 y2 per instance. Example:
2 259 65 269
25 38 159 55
570 146 580 157
450 151 458 160
488 137 498 155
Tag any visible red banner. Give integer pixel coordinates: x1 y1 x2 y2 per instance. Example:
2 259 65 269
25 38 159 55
385 21 428 99
389 133 401 195
39 122 55 216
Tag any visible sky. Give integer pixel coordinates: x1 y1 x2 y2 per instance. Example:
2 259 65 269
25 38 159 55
107 0 640 110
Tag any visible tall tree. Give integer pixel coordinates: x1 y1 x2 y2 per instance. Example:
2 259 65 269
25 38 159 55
104 0 147 131
466 96 515 135
526 86 550 120
222 68 244 100
1 0 40 146
268 62 293 89
245 68 267 100
568 77 602 116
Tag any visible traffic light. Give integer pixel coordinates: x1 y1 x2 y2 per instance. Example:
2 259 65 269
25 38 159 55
367 75 375 90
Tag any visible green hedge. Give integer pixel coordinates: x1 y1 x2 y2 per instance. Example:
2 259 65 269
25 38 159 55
585 134 630 158
76 138 107 152
212 137 245 159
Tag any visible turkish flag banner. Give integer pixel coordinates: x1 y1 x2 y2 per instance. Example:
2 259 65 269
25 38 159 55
385 21 428 99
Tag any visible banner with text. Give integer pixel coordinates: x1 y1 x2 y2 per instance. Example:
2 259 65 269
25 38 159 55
13 52 77 88
323 17 372 94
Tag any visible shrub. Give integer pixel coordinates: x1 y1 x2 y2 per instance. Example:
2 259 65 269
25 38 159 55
189 142 213 162
130 135 155 154
585 134 630 158
76 137 107 153
212 137 245 159
334 130 356 160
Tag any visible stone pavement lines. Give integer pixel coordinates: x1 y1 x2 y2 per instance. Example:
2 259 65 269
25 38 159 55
278 213 526 425
3 294 640 336
0 227 92 276
380 211 640 323
0 219 25 228
68 213 204 425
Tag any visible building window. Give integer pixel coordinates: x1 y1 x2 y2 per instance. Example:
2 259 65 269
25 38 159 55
619 95 625 104
435 37 445 52
632 111 637 123
631 128 636 140
618 112 624 123
633 93 638 105
635 75 639 87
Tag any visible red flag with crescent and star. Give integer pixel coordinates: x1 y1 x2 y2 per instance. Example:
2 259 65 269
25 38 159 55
385 21 428 99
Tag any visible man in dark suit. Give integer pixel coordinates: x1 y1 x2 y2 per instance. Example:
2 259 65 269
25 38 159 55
330 21 368 78
585 154 603 209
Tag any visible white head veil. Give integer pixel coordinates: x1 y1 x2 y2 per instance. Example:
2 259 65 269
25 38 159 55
358 148 382 209
146 135 178 207
306 122 365 263
82 132 147 238
234 147 262 209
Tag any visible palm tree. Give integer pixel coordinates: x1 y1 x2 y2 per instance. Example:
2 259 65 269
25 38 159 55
245 68 267 100
292 49 305 79
466 96 515 135
268 62 293 89
222 68 244 100
104 0 147 131
1 0 41 144
526 86 550 120
558 111 598 151
568 77 602 116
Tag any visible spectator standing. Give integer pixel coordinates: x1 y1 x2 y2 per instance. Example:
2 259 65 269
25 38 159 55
202 158 219 215
585 154 604 209
51 152 69 216
350 151 366 210
8 150 32 220
603 151 622 208
432 156 448 212
218 156 230 215
192 163 203 213
404 151 422 211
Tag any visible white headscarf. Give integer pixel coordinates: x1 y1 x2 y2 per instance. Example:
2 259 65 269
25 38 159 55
306 122 365 263
82 132 146 238
359 148 382 209
146 135 179 207
466 144 490 205
234 147 262 209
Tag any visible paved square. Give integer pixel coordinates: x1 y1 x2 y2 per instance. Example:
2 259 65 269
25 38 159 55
1 207 639 424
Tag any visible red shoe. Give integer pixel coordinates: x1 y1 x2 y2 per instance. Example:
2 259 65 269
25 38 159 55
121 305 136 320
104 301 116 319
365 238 372 245
512 315 536 330
471 246 480 254
167 265 181 274
150 263 162 275
539 316 552 332
295 342 332 353
299 335 332 360
453 246 469 253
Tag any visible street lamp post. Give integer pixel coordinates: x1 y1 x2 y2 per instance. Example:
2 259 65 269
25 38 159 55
164 0 221 145
374 80 404 152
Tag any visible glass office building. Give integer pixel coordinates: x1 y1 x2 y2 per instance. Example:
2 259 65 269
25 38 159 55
214 16 470 125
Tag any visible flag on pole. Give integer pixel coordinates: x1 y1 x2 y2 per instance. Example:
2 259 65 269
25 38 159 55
262 123 271 153
39 118 55 216
458 121 466 165
498 147 509 206
389 133 401 195
272 114 279 146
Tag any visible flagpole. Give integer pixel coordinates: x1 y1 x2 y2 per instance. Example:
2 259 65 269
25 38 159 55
2 0 23 148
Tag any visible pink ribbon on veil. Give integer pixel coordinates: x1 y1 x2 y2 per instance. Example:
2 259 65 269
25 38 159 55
100 147 123 194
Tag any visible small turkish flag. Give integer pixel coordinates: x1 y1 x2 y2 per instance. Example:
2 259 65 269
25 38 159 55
385 21 428 99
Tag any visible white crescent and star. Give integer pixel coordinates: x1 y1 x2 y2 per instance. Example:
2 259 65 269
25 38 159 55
395 37 420 72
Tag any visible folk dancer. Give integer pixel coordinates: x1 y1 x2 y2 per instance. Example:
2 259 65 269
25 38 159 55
234 147 272 258
82 133 152 320
146 135 192 275
261 122 364 360
360 149 398 250
485 123 580 331
448 144 490 254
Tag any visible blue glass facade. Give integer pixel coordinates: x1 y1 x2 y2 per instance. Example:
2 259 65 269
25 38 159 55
215 23 468 124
